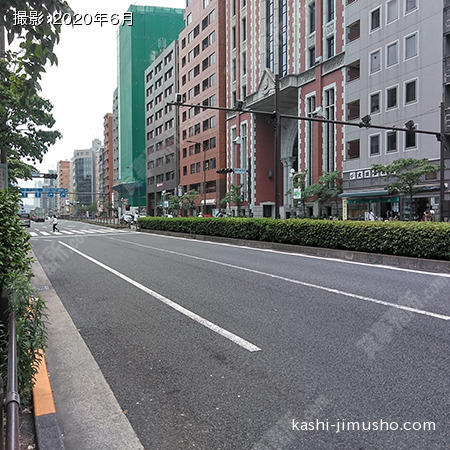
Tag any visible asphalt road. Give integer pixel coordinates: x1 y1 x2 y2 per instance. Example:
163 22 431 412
29 219 449 449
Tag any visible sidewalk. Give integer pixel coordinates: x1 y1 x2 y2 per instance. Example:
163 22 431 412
31 254 143 450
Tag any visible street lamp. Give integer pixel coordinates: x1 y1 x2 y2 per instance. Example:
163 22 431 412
187 140 207 215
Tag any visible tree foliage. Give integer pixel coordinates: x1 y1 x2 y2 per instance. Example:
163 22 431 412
0 0 72 93
182 190 200 215
0 189 47 405
0 59 61 182
221 183 244 216
372 158 440 201
307 170 343 216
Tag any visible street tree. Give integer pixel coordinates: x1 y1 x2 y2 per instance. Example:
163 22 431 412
307 170 343 217
182 189 200 216
169 194 182 216
0 59 61 182
221 183 244 216
1 0 72 93
372 158 440 219
288 170 318 217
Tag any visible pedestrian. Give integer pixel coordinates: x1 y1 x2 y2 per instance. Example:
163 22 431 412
51 215 59 232
368 209 375 221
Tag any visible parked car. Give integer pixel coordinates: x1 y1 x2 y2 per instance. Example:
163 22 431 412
19 212 31 228
121 214 133 223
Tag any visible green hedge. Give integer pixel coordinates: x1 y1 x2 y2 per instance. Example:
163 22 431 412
139 217 450 261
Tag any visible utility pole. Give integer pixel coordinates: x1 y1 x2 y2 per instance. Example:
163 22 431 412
440 102 446 222
274 74 281 219
0 26 7 166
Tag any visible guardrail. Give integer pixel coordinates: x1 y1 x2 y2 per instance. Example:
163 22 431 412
0 305 20 450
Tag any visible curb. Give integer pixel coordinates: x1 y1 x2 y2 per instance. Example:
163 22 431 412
139 228 450 274
33 351 64 449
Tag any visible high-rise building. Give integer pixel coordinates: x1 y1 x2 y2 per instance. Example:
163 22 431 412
114 5 185 211
145 40 180 216
57 160 70 215
72 139 101 208
227 0 346 218
99 113 114 217
178 0 227 216
341 0 448 221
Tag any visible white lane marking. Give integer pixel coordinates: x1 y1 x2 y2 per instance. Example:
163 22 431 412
29 232 38 237
40 231 51 236
155 234 450 278
83 230 97 234
111 237 450 322
60 230 74 234
58 242 261 352
71 230 86 234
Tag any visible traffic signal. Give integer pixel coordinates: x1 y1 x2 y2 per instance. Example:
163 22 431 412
216 168 234 174
43 173 58 179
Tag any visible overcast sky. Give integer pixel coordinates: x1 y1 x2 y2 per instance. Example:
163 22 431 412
29 0 185 173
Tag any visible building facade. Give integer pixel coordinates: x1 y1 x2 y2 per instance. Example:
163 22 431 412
115 5 185 212
178 0 227 216
56 160 70 216
226 0 345 218
342 0 447 221
145 40 180 216
71 139 101 209
98 113 114 217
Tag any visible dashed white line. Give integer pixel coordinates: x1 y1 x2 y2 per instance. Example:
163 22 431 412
58 241 261 352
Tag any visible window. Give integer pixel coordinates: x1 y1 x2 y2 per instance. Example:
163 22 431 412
387 42 398 67
327 36 335 58
370 92 381 114
405 79 417 103
370 134 381 156
242 17 247 41
387 0 398 23
309 2 316 34
232 26 236 49
405 33 417 60
405 130 416 149
347 99 360 120
326 0 335 23
347 60 360 82
387 86 397 109
347 20 360 43
405 0 417 13
386 131 397 152
370 50 381 73
371 8 380 31
242 51 247 75
347 139 360 159
309 46 316 68
187 13 192 25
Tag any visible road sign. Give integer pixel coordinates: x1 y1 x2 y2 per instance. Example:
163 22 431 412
293 188 302 199
234 168 248 175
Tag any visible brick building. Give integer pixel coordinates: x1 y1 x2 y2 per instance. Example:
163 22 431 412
178 0 227 216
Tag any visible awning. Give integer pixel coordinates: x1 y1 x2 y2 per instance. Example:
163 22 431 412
339 190 390 199
200 199 216 205
112 180 144 196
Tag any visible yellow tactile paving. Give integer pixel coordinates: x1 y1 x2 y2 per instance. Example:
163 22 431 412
33 351 57 416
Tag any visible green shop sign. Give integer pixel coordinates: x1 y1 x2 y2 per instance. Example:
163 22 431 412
348 197 399 204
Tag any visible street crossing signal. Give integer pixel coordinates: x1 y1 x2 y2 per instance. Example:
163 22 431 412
43 173 57 179
216 168 234 174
